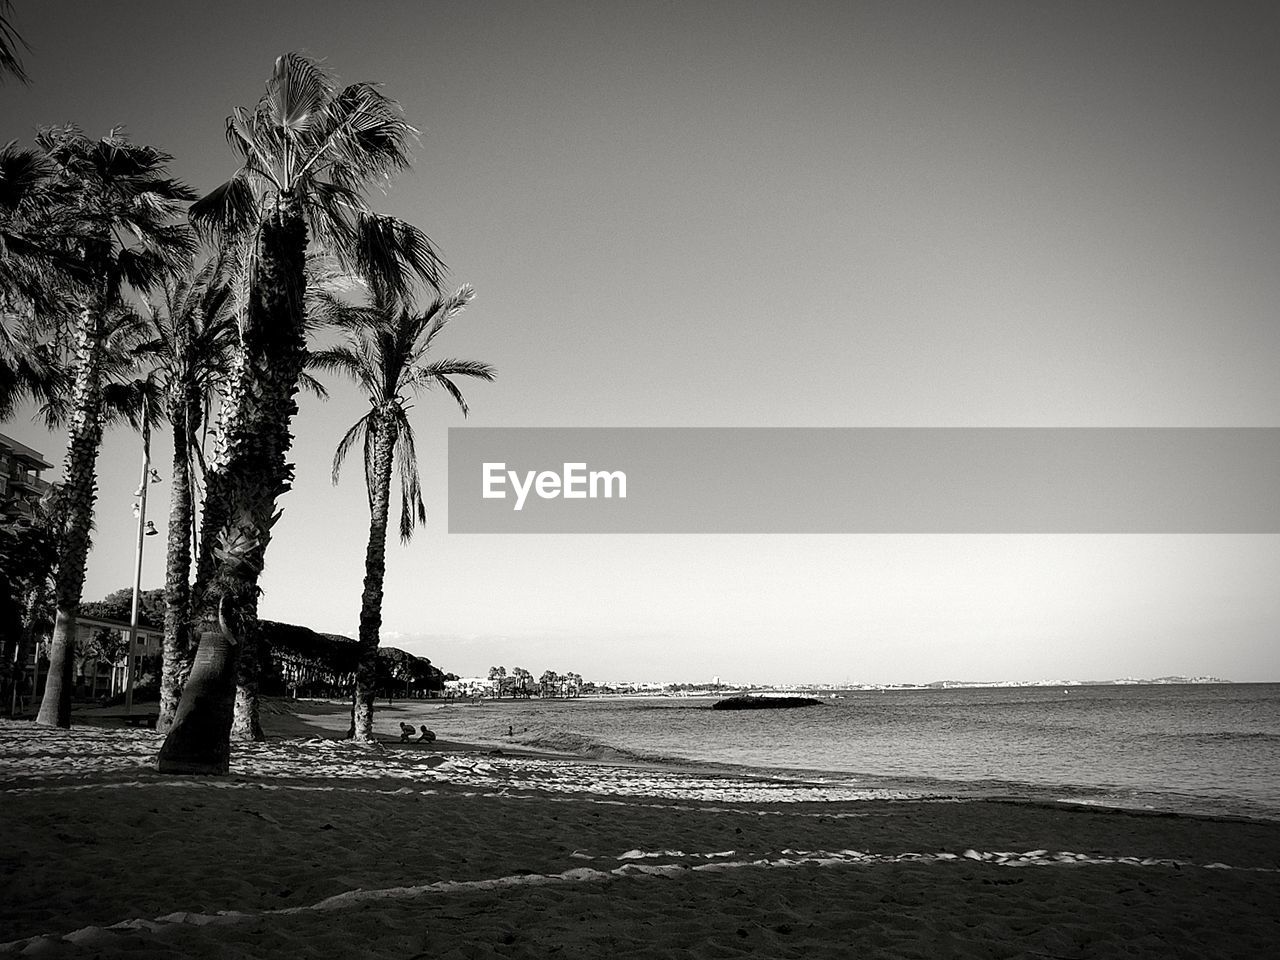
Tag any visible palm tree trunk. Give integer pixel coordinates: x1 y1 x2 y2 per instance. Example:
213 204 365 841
0 576 21 717
154 622 237 773
352 418 394 742
157 390 195 734
9 580 49 716
36 305 103 728
158 204 308 773
231 598 264 740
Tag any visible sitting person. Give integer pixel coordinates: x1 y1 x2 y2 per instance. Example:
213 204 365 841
399 721 416 742
418 726 436 743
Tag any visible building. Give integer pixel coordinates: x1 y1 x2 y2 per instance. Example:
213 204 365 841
25 616 163 707
0 431 53 515
444 677 497 698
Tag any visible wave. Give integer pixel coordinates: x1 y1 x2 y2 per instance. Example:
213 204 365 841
518 730 675 765
1192 731 1280 743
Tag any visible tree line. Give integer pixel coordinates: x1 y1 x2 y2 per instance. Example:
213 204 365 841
484 666 585 699
1 47 493 772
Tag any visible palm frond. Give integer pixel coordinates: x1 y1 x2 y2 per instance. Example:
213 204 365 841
115 246 169 293
0 313 59 419
430 357 496 380
297 368 329 399
331 410 373 485
224 108 280 189
101 378 152 430
393 410 426 542
294 79 415 187
265 52 331 138
432 375 471 416
0 140 49 206
305 287 356 328
362 412 378 510
0 0 31 85
189 172 261 242
414 358 496 417
306 342 365 376
421 283 476 350
351 213 445 302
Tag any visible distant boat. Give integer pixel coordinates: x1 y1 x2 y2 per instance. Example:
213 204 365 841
712 695 824 711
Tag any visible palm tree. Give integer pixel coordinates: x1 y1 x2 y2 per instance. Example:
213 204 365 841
158 54 443 772
34 127 194 728
314 284 493 741
511 666 533 699
488 665 506 699
133 259 237 732
538 669 557 698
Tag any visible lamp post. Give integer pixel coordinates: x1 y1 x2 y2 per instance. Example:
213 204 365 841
125 417 160 715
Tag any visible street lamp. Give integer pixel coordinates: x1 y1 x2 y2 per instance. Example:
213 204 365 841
125 418 160 715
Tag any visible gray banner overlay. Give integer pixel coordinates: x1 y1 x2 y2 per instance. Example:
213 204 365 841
447 428 1280 533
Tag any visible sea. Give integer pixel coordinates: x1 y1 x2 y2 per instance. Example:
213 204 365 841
422 683 1280 821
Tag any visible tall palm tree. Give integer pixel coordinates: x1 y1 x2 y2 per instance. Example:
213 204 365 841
34 127 194 728
227 256 336 744
313 284 493 741
158 53 444 772
134 259 237 732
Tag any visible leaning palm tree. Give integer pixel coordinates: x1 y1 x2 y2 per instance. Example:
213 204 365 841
34 126 194 728
313 284 493 741
133 258 237 732
158 53 444 773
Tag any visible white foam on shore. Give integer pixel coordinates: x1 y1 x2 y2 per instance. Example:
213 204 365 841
0 721 932 804
3 845 1274 954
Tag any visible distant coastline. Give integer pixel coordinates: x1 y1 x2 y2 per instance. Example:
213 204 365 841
578 676 1238 698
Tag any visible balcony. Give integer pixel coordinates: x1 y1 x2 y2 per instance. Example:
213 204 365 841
7 472 51 495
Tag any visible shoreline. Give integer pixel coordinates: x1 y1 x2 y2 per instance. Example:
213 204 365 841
280 696 1280 825
2 716 1279 958
60 697 1280 825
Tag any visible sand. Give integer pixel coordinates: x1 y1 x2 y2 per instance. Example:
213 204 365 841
2 702 1278 958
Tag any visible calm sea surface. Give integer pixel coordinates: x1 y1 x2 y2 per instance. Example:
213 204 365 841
424 684 1280 821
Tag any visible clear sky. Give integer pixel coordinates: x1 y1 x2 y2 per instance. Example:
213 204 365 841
3 1 1279 684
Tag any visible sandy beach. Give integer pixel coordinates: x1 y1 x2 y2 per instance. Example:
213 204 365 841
2 702 1278 959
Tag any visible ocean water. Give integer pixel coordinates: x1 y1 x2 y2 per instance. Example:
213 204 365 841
422 683 1280 821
